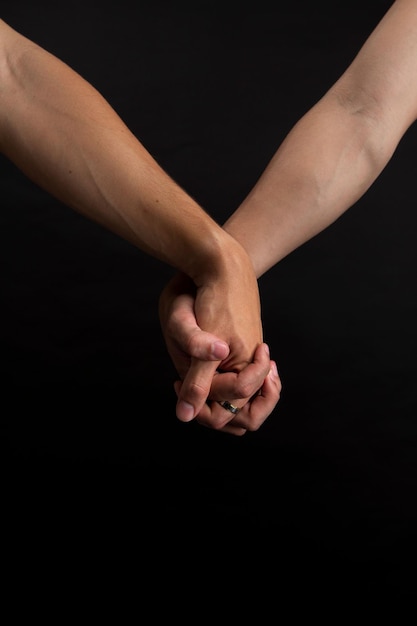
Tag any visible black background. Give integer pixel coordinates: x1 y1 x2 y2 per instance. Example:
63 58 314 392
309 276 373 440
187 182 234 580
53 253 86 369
2 0 417 605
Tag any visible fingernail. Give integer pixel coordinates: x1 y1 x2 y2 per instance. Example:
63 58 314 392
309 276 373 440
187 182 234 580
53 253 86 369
270 361 278 378
176 400 195 422
212 340 229 359
264 343 270 356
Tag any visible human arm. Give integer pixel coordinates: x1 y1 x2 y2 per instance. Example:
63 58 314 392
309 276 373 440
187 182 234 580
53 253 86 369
0 18 233 276
223 0 417 277
0 18 273 425
159 0 417 428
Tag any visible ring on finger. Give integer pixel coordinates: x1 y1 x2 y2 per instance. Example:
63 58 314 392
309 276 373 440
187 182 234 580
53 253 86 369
218 400 241 415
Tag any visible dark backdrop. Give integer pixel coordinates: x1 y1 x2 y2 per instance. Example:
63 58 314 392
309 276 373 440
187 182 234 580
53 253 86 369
2 0 416 603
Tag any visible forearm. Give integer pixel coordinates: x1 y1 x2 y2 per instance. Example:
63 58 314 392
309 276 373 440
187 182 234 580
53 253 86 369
0 19 234 285
224 0 417 278
224 96 391 277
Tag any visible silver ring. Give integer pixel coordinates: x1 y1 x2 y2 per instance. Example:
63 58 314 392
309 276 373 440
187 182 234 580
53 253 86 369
218 400 240 415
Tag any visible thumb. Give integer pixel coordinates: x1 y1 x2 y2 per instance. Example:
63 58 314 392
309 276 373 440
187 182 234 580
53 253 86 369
165 292 230 362
187 331 230 361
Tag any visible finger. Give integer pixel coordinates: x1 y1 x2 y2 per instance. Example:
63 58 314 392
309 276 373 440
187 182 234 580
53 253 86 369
196 360 282 433
188 332 230 361
192 343 273 428
195 395 249 430
174 359 220 422
209 343 271 402
167 292 230 361
230 361 282 431
202 420 248 437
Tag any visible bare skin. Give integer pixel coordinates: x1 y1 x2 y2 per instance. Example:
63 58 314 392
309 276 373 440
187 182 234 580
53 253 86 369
0 18 280 431
223 0 417 276
162 0 417 428
159 273 280 435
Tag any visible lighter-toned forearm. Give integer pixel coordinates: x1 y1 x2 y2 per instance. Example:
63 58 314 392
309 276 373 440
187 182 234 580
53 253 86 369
0 18 238 286
224 95 391 277
224 0 417 278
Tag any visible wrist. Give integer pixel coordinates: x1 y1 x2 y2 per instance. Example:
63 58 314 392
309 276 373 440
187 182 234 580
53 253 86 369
189 227 257 290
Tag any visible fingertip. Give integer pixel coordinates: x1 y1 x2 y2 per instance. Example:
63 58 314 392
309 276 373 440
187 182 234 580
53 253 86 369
212 340 229 360
269 360 279 379
267 360 282 397
254 342 270 362
176 399 195 422
173 380 195 422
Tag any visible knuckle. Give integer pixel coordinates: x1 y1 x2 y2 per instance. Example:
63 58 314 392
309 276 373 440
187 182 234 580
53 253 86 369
187 332 203 357
246 420 263 433
234 380 254 399
185 380 210 402
248 413 270 431
165 313 180 335
211 414 231 431
214 419 230 431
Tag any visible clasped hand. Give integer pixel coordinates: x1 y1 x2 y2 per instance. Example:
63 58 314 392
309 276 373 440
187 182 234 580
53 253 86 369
159 241 281 436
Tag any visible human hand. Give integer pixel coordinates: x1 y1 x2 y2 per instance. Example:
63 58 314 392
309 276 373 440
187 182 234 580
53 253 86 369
159 269 281 435
173 342 281 436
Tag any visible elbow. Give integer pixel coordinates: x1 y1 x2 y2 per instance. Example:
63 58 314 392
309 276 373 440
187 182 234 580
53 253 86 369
332 84 402 174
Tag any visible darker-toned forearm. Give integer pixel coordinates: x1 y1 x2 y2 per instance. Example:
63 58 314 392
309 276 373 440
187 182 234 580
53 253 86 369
0 18 235 284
